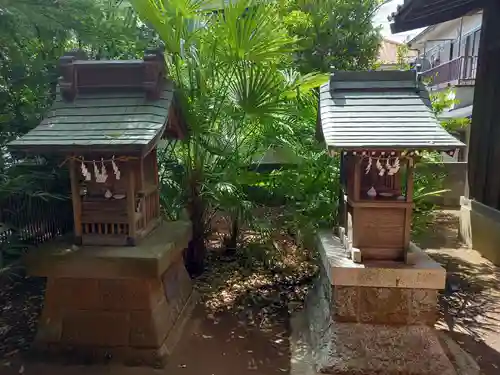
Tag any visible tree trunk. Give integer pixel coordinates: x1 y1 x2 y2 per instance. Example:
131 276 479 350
184 173 206 277
225 217 238 255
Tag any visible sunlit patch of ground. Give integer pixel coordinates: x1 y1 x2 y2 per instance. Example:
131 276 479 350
196 228 318 319
0 210 319 374
416 210 500 375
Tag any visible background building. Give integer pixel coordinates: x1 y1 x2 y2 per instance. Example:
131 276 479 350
408 11 482 120
377 38 417 70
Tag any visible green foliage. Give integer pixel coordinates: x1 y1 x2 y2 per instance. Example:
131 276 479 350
411 86 469 234
250 150 339 237
277 0 385 73
412 158 447 235
1 0 155 147
396 44 411 70
429 89 471 134
130 0 332 271
0 0 157 268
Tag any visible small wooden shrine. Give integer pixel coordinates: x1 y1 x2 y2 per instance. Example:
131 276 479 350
318 70 465 262
10 49 186 247
8 51 195 367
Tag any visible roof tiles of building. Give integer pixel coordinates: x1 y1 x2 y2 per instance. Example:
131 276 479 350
319 70 465 151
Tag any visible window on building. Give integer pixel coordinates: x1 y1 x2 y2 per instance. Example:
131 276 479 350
449 42 455 60
472 29 481 56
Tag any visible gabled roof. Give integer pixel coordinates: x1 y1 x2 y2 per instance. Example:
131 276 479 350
318 70 465 151
390 0 480 33
8 50 185 155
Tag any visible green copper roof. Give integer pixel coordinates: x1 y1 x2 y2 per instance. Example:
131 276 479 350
8 82 174 155
319 70 465 151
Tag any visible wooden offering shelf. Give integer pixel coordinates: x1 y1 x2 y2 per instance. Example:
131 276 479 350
341 153 415 261
82 198 128 224
347 199 412 261
348 198 414 209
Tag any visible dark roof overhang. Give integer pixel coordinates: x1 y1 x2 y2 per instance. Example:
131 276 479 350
390 0 482 33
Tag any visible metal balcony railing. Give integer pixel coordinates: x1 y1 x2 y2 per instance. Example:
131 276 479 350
420 56 478 86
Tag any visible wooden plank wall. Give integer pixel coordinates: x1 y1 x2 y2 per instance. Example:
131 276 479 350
467 1 500 210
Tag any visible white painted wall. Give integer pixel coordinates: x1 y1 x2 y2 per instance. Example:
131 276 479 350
409 12 483 66
454 86 475 109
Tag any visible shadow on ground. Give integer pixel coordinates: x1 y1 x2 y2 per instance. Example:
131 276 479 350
416 210 500 375
162 305 291 375
0 230 314 375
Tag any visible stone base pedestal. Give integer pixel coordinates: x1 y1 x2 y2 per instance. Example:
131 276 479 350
305 231 457 374
316 323 456 375
25 221 196 368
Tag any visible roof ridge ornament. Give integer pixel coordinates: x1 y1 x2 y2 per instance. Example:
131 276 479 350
58 48 166 101
59 52 86 101
330 70 419 92
143 49 166 100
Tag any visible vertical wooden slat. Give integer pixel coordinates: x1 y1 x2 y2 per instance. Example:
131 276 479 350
69 159 83 240
403 158 414 257
155 191 158 218
403 206 412 251
153 148 159 185
353 156 361 201
483 48 500 207
352 206 359 249
394 168 402 194
139 158 145 191
468 3 500 204
127 169 137 242
148 195 152 222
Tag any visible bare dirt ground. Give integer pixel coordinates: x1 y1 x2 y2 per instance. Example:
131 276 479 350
415 210 500 375
0 229 316 375
1 210 500 375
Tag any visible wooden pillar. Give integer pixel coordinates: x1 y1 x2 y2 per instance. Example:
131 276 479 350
138 158 145 191
405 158 414 203
69 159 82 244
403 158 414 250
353 156 361 201
127 169 137 245
338 155 345 228
152 148 159 185
152 148 161 219
468 1 500 207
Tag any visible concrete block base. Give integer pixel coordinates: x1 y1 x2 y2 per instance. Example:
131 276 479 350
317 230 446 291
25 221 196 367
316 323 456 375
333 285 438 325
306 231 455 374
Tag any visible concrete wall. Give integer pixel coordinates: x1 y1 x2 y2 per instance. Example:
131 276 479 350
417 162 467 208
460 197 500 266
454 86 475 108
